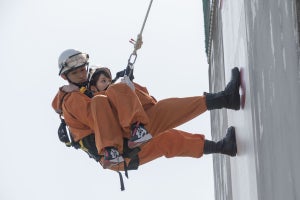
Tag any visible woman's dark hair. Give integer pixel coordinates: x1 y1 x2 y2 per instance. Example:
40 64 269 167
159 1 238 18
89 67 112 88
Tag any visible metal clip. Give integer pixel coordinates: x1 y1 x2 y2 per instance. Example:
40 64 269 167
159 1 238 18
128 52 137 66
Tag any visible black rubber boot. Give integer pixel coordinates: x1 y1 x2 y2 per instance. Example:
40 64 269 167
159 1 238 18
205 67 241 110
203 126 237 157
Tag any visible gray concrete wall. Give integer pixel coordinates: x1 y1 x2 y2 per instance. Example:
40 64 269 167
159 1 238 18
209 0 300 200
208 2 232 199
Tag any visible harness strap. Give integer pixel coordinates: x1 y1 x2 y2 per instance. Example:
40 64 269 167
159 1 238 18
79 135 102 162
118 171 125 191
79 86 93 98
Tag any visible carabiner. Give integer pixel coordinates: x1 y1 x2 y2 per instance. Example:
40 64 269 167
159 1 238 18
128 52 137 66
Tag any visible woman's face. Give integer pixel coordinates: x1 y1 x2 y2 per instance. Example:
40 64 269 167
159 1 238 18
92 74 111 92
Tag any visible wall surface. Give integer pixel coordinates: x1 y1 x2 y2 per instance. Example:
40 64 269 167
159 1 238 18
209 0 300 200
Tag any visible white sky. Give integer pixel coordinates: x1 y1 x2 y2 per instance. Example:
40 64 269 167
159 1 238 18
0 0 214 199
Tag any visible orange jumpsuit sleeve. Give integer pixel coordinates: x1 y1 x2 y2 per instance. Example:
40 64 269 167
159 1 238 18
51 89 94 141
61 92 94 141
51 88 67 114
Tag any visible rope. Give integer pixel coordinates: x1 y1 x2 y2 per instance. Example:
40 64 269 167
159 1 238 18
124 0 153 77
132 0 153 54
139 0 153 36
127 0 153 68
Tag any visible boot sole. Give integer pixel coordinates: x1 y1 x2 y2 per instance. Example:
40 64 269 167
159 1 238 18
226 126 237 156
230 67 241 110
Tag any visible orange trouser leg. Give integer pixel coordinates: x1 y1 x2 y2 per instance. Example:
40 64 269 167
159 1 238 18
109 129 205 171
145 96 207 136
138 129 205 166
105 83 149 133
91 95 125 153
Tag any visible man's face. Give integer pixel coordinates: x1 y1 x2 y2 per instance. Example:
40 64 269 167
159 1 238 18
62 66 88 84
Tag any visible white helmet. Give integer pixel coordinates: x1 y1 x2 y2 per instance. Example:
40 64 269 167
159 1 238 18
58 49 89 75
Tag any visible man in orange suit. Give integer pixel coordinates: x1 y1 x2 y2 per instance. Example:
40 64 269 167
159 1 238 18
52 49 239 170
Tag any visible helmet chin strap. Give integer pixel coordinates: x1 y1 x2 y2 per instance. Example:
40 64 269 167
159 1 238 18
65 74 89 88
69 79 89 88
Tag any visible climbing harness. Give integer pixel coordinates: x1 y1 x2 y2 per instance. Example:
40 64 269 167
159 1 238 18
112 0 153 83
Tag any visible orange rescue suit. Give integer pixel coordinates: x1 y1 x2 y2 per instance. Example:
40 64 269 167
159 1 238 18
52 82 207 171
